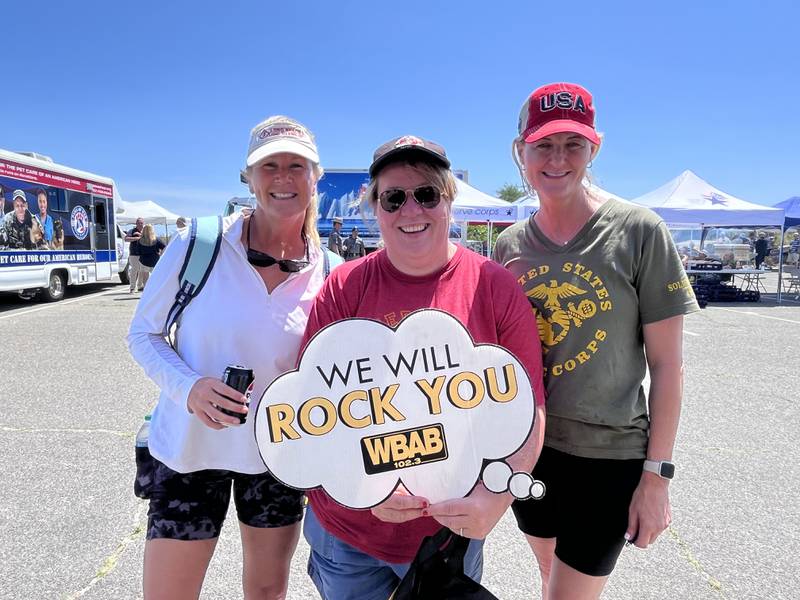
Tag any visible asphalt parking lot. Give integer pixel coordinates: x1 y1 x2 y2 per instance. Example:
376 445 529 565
0 280 797 599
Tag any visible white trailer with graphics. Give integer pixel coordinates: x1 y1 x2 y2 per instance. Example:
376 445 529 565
0 149 125 301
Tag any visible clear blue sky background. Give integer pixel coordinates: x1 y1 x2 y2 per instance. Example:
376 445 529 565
3 0 798 218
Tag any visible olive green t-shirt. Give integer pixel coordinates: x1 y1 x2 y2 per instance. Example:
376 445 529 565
493 199 698 459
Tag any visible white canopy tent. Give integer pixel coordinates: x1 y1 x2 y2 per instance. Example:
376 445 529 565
117 199 182 226
631 170 783 227
451 179 517 255
632 170 786 300
452 179 518 222
117 199 184 242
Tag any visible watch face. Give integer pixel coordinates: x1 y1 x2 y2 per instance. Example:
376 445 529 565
660 462 675 479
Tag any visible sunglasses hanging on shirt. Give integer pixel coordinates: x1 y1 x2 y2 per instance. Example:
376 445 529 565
246 220 309 272
378 185 442 213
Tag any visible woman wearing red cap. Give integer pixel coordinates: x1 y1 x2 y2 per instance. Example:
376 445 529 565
493 83 698 598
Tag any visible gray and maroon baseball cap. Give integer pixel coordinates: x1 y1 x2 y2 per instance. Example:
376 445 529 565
368 135 450 177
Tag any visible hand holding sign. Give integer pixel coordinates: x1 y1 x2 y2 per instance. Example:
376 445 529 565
255 309 543 509
370 486 428 523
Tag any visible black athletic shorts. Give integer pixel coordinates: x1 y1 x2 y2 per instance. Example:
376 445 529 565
146 457 305 541
512 446 644 577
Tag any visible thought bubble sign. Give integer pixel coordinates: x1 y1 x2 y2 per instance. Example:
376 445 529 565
254 309 537 509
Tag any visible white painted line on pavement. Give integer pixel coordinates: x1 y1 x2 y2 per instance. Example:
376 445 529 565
0 288 121 321
709 306 800 325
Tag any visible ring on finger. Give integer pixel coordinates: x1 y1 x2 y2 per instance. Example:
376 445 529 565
459 527 464 537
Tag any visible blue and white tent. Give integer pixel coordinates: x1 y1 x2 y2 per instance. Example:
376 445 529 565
773 197 800 228
632 170 783 227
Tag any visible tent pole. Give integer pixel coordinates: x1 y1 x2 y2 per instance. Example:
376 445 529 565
487 222 493 257
777 224 785 303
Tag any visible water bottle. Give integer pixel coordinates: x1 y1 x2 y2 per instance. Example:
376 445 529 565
134 415 154 498
135 414 151 448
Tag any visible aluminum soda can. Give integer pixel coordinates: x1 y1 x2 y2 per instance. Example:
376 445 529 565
220 365 255 424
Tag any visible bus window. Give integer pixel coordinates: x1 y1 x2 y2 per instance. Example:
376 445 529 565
94 201 107 234
52 188 67 212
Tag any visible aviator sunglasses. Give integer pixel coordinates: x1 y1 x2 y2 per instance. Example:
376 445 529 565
378 185 442 213
246 221 309 272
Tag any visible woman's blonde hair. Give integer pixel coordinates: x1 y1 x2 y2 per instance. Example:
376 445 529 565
303 169 323 247
363 161 457 212
140 223 156 246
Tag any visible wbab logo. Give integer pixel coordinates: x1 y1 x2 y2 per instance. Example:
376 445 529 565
255 309 544 509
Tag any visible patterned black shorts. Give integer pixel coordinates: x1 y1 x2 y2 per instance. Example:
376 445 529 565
145 458 305 540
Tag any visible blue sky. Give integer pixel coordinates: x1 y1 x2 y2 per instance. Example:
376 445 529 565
3 0 798 218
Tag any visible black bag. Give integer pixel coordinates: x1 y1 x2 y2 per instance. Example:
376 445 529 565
390 528 499 600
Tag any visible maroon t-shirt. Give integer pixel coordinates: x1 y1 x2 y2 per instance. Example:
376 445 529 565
302 245 545 563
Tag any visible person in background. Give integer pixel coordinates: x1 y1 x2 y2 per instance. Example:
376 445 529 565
0 189 7 246
302 134 546 600
3 190 34 250
127 115 340 600
788 233 800 267
493 82 698 600
327 216 343 256
35 189 54 245
137 224 166 284
738 232 753 249
168 217 188 245
125 217 145 293
342 226 366 261
754 232 768 269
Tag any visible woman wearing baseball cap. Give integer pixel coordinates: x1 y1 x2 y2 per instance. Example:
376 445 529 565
128 115 342 599
300 134 547 599
493 83 699 597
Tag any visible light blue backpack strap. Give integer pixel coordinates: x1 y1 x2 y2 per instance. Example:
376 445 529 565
179 216 222 289
162 216 223 336
323 249 344 278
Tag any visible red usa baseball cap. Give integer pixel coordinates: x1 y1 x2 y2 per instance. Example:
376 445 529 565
369 135 450 177
518 82 600 145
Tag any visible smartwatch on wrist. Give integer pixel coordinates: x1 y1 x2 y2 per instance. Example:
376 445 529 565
643 459 675 479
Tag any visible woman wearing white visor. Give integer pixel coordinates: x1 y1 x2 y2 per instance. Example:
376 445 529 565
128 115 341 599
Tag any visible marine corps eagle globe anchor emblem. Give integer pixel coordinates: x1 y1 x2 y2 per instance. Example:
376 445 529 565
527 280 598 350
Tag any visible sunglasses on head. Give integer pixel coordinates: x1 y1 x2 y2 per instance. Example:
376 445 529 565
378 185 442 213
246 222 310 272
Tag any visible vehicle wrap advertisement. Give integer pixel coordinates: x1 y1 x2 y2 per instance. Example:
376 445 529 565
316 170 372 237
0 157 107 264
316 170 466 241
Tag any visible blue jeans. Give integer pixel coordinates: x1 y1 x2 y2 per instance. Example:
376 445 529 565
304 506 485 600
